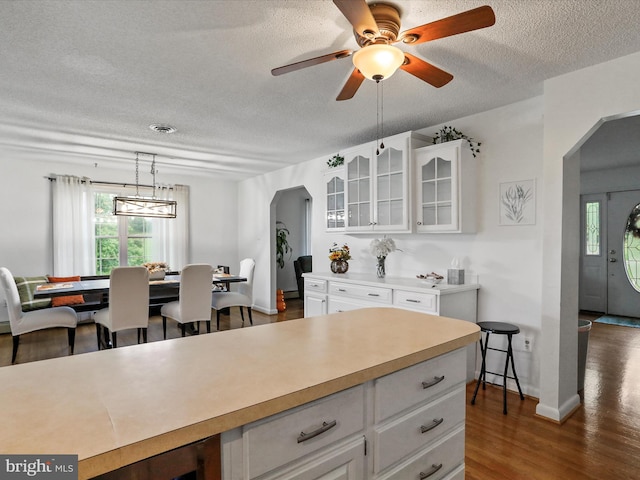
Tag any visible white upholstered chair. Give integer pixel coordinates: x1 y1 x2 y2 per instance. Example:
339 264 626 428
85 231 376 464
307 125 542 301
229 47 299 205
0 267 78 364
94 266 150 349
211 258 255 330
161 263 214 338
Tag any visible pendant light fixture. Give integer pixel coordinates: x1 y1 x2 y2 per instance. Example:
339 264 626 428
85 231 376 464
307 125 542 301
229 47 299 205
113 152 177 218
352 43 404 82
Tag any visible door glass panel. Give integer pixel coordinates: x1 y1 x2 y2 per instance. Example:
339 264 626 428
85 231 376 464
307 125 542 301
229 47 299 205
336 177 344 192
327 195 335 211
359 178 370 202
437 157 451 178
389 148 402 172
377 200 390 225
422 181 435 203
327 178 335 194
389 200 403 225
377 176 390 201
437 179 452 203
389 172 403 198
359 204 370 226
348 204 358 226
348 180 358 201
336 194 344 210
437 204 452 225
422 160 435 181
377 151 389 174
585 201 601 255
347 157 359 179
423 205 436 225
359 156 370 175
623 204 640 292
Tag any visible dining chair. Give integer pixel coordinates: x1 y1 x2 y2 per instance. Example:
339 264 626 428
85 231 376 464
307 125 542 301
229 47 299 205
93 266 150 349
0 267 78 363
161 263 214 338
211 258 255 330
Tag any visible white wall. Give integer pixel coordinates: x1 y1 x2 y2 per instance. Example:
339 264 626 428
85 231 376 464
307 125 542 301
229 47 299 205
0 149 239 324
239 96 545 395
538 50 640 421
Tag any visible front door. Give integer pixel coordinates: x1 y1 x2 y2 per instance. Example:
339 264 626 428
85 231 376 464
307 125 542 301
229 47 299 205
607 190 640 317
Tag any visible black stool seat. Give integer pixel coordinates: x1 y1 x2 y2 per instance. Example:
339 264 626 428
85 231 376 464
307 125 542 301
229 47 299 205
471 321 524 414
478 321 520 335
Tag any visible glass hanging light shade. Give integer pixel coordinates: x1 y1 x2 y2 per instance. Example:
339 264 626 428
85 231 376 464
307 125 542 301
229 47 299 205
113 152 177 218
352 44 404 81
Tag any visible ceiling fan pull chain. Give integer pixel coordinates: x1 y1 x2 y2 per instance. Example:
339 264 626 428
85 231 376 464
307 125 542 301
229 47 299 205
380 80 385 150
376 79 380 155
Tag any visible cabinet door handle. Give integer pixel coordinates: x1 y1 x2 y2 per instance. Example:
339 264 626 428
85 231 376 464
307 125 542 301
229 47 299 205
297 420 337 443
421 375 445 389
419 463 443 479
417 221 422 225
420 418 444 434
406 298 421 303
367 293 380 297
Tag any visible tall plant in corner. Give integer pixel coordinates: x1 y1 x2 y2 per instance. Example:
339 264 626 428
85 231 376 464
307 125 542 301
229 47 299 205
275 221 292 269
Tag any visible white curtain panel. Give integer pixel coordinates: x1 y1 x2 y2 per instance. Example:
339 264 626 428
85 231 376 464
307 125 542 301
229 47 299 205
152 184 190 272
52 175 96 276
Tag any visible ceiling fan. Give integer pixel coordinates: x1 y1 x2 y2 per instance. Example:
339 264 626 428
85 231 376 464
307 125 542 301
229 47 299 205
271 0 495 101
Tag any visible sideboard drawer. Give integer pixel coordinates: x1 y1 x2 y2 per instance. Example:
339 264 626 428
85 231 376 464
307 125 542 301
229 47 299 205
373 388 465 473
304 278 327 294
375 349 465 422
244 385 365 478
393 289 438 314
329 282 392 304
377 426 464 480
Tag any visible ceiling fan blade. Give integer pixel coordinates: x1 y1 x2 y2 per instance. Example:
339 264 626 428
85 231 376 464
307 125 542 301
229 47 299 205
272 50 352 76
336 68 365 101
333 0 380 38
400 53 453 88
399 5 495 45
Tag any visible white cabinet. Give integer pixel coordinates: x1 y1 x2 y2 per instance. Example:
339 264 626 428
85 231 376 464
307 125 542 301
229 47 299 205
413 139 477 233
304 272 479 381
304 278 328 317
344 132 430 233
222 349 468 480
325 167 346 232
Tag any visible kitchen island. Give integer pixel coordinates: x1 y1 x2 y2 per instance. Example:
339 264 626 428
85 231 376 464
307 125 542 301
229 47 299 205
0 308 479 479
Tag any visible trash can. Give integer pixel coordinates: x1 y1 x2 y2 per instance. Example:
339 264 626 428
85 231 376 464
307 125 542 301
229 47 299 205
578 320 592 392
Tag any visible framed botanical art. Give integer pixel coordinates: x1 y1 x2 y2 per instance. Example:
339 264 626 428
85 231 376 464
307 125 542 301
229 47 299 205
499 179 536 225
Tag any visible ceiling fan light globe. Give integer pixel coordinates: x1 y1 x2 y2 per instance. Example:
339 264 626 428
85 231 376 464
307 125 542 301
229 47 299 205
352 44 404 81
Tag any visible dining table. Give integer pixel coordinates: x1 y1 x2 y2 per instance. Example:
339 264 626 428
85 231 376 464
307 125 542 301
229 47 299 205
34 273 247 300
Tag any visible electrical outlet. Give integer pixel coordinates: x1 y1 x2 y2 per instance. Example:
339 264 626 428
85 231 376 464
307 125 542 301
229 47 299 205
524 337 532 352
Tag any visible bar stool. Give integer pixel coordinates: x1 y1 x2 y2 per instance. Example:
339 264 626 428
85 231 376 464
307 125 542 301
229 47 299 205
471 321 525 414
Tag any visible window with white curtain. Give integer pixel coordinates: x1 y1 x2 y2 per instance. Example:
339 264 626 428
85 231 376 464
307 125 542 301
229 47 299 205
53 177 189 276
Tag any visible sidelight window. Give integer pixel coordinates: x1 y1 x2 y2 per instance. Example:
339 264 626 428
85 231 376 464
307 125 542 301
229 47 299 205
585 201 601 256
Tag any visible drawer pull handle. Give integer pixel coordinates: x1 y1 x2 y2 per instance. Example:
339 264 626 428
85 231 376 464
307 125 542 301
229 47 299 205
420 418 444 434
406 298 421 303
421 375 445 389
297 420 337 443
419 463 443 479
367 293 380 297
338 288 347 292
310 283 319 287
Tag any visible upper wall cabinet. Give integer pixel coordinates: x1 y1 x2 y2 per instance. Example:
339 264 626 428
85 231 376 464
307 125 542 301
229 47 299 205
324 167 345 231
413 139 477 233
344 131 430 233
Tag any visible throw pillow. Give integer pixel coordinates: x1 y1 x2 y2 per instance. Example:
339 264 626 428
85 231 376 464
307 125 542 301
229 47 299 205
47 276 85 307
14 276 51 311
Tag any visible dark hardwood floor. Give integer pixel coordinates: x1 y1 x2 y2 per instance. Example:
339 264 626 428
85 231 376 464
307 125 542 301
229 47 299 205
2 305 638 479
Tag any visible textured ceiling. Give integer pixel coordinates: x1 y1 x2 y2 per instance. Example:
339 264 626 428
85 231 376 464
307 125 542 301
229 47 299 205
1 0 640 180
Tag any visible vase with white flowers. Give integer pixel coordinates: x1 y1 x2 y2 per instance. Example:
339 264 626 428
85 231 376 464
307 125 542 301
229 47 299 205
369 236 400 278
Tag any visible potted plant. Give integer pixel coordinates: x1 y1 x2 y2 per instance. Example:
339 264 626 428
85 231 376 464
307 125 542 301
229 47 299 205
275 221 292 269
328 243 351 273
327 153 344 168
432 125 481 157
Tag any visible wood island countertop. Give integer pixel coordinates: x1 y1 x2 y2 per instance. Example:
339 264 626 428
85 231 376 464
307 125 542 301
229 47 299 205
0 307 480 479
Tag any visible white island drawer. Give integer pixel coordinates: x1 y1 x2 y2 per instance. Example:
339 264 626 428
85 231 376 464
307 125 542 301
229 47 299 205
329 282 392 304
304 278 327 293
375 348 465 422
393 289 438 314
373 387 465 473
244 385 365 478
377 426 464 480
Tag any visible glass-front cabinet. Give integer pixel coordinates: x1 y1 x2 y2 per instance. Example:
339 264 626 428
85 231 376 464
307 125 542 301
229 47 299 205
414 139 477 233
325 167 345 231
344 131 430 233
